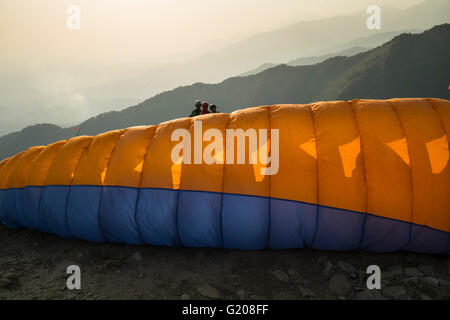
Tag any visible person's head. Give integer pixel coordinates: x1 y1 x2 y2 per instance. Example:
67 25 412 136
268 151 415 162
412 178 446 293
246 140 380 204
210 104 217 112
202 102 209 110
195 100 202 109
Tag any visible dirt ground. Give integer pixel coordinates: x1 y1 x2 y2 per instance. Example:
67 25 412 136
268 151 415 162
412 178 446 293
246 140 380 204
0 224 448 300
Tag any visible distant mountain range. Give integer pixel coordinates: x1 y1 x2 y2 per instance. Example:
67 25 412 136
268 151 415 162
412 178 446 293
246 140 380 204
239 47 372 77
0 23 449 161
79 0 449 103
288 47 371 67
239 28 427 77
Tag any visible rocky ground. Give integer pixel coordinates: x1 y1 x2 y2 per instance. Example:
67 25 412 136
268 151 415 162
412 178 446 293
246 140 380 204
0 224 448 300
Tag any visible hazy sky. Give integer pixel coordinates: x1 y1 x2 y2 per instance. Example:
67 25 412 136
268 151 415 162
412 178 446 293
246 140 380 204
0 0 430 135
0 0 423 68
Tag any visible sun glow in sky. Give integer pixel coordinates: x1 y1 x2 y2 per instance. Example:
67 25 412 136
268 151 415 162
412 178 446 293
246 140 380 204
0 0 422 67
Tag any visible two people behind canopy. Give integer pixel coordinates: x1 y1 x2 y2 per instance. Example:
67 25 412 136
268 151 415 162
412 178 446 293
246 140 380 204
190 100 219 117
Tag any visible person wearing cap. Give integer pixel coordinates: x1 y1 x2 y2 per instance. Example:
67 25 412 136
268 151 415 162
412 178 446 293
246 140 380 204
190 100 202 117
201 102 210 115
210 104 219 113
